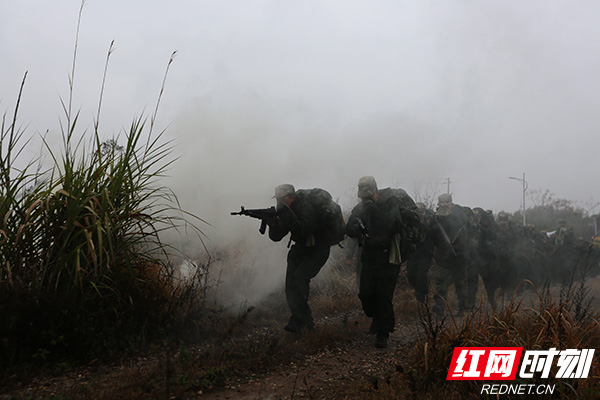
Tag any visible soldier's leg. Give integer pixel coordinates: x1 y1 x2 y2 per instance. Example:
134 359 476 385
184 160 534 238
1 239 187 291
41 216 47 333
479 260 498 309
451 258 468 314
372 263 401 334
406 257 428 302
284 247 302 331
465 260 480 310
432 263 451 316
415 256 432 303
359 249 391 334
406 259 417 287
355 247 363 291
358 261 377 319
285 246 330 329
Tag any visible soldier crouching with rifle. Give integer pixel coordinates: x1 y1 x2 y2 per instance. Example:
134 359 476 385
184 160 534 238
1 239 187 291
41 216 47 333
266 184 331 333
346 176 404 349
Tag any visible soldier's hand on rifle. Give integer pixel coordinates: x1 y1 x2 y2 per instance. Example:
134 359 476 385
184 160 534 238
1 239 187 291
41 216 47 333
357 217 370 239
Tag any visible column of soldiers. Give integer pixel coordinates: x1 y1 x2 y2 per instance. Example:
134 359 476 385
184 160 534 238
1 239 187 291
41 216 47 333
254 178 600 349
408 197 600 316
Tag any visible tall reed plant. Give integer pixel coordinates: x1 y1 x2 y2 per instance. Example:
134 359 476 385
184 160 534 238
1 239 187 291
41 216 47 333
0 1 204 366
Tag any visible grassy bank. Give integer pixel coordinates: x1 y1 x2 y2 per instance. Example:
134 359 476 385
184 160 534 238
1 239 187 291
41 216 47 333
0 6 205 371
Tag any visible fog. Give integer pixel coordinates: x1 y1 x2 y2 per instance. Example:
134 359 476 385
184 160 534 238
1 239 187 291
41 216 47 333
2 1 600 307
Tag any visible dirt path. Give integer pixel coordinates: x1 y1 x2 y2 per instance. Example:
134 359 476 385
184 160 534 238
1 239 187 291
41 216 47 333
197 316 423 400
0 309 426 400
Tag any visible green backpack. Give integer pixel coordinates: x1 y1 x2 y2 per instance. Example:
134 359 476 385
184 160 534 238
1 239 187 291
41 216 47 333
377 188 425 259
296 188 346 246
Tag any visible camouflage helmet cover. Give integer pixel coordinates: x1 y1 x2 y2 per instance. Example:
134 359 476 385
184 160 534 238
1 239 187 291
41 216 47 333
436 193 453 216
357 176 378 199
273 184 295 199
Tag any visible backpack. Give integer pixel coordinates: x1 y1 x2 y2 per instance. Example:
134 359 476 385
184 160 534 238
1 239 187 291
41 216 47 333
377 188 425 259
296 188 346 246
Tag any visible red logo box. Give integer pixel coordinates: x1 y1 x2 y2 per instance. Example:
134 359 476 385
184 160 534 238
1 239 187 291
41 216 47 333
447 347 524 380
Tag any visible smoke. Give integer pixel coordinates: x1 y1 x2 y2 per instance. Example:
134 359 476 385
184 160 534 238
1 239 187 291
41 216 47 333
5 0 600 310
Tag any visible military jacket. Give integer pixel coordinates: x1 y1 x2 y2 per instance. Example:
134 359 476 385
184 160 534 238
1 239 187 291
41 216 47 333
435 204 478 256
268 197 328 248
346 196 402 251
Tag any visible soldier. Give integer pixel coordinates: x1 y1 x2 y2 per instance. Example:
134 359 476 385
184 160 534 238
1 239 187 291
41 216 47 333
472 207 500 308
346 176 405 348
406 202 435 303
552 219 578 282
463 206 481 311
555 220 576 247
572 237 600 280
268 184 331 333
495 211 523 294
431 193 477 316
524 224 547 287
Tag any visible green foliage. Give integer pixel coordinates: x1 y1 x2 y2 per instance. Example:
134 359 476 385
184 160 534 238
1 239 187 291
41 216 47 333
0 9 202 366
0 105 193 365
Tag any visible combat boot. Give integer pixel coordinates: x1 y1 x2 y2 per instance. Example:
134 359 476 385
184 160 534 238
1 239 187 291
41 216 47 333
375 332 388 348
365 320 377 335
284 316 302 333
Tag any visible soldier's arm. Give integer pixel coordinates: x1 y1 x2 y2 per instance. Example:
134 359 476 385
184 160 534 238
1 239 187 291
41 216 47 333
268 205 291 242
346 202 368 238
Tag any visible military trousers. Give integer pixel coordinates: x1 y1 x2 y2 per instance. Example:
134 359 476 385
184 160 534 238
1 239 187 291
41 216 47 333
285 244 330 327
465 257 480 310
359 248 401 334
406 254 433 303
477 257 500 308
433 255 468 315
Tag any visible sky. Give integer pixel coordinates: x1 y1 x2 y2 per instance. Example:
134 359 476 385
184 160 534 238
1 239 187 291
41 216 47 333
2 0 600 246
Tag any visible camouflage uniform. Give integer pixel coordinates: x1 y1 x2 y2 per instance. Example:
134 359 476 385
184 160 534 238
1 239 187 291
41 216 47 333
496 212 523 294
524 225 548 286
346 177 405 348
552 220 577 282
462 207 480 310
432 194 478 316
472 208 501 308
572 238 600 280
406 203 435 303
269 184 331 332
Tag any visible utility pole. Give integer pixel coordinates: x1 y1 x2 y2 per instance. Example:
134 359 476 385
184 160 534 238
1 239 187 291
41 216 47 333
444 177 451 194
509 173 527 225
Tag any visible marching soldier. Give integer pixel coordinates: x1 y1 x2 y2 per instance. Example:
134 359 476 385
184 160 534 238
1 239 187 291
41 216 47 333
406 202 435 303
268 184 331 333
346 176 407 348
432 193 478 316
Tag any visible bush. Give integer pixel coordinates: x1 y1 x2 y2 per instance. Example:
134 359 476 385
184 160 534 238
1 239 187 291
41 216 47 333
0 11 203 367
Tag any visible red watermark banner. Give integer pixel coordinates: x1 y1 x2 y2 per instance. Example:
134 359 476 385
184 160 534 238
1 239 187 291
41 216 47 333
447 347 523 380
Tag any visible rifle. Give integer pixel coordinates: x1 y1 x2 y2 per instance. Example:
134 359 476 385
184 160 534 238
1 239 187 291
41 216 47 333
432 218 458 257
231 206 279 234
357 217 370 238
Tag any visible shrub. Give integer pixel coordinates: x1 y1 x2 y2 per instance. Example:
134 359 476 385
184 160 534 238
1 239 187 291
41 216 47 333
0 5 203 367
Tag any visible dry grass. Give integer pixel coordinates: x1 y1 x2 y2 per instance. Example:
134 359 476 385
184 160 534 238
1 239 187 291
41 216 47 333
5 249 600 399
0 1 206 375
0 266 363 399
358 279 600 399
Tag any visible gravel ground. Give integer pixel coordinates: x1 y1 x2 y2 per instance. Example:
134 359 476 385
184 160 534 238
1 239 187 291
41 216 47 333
0 305 427 400
197 312 425 400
